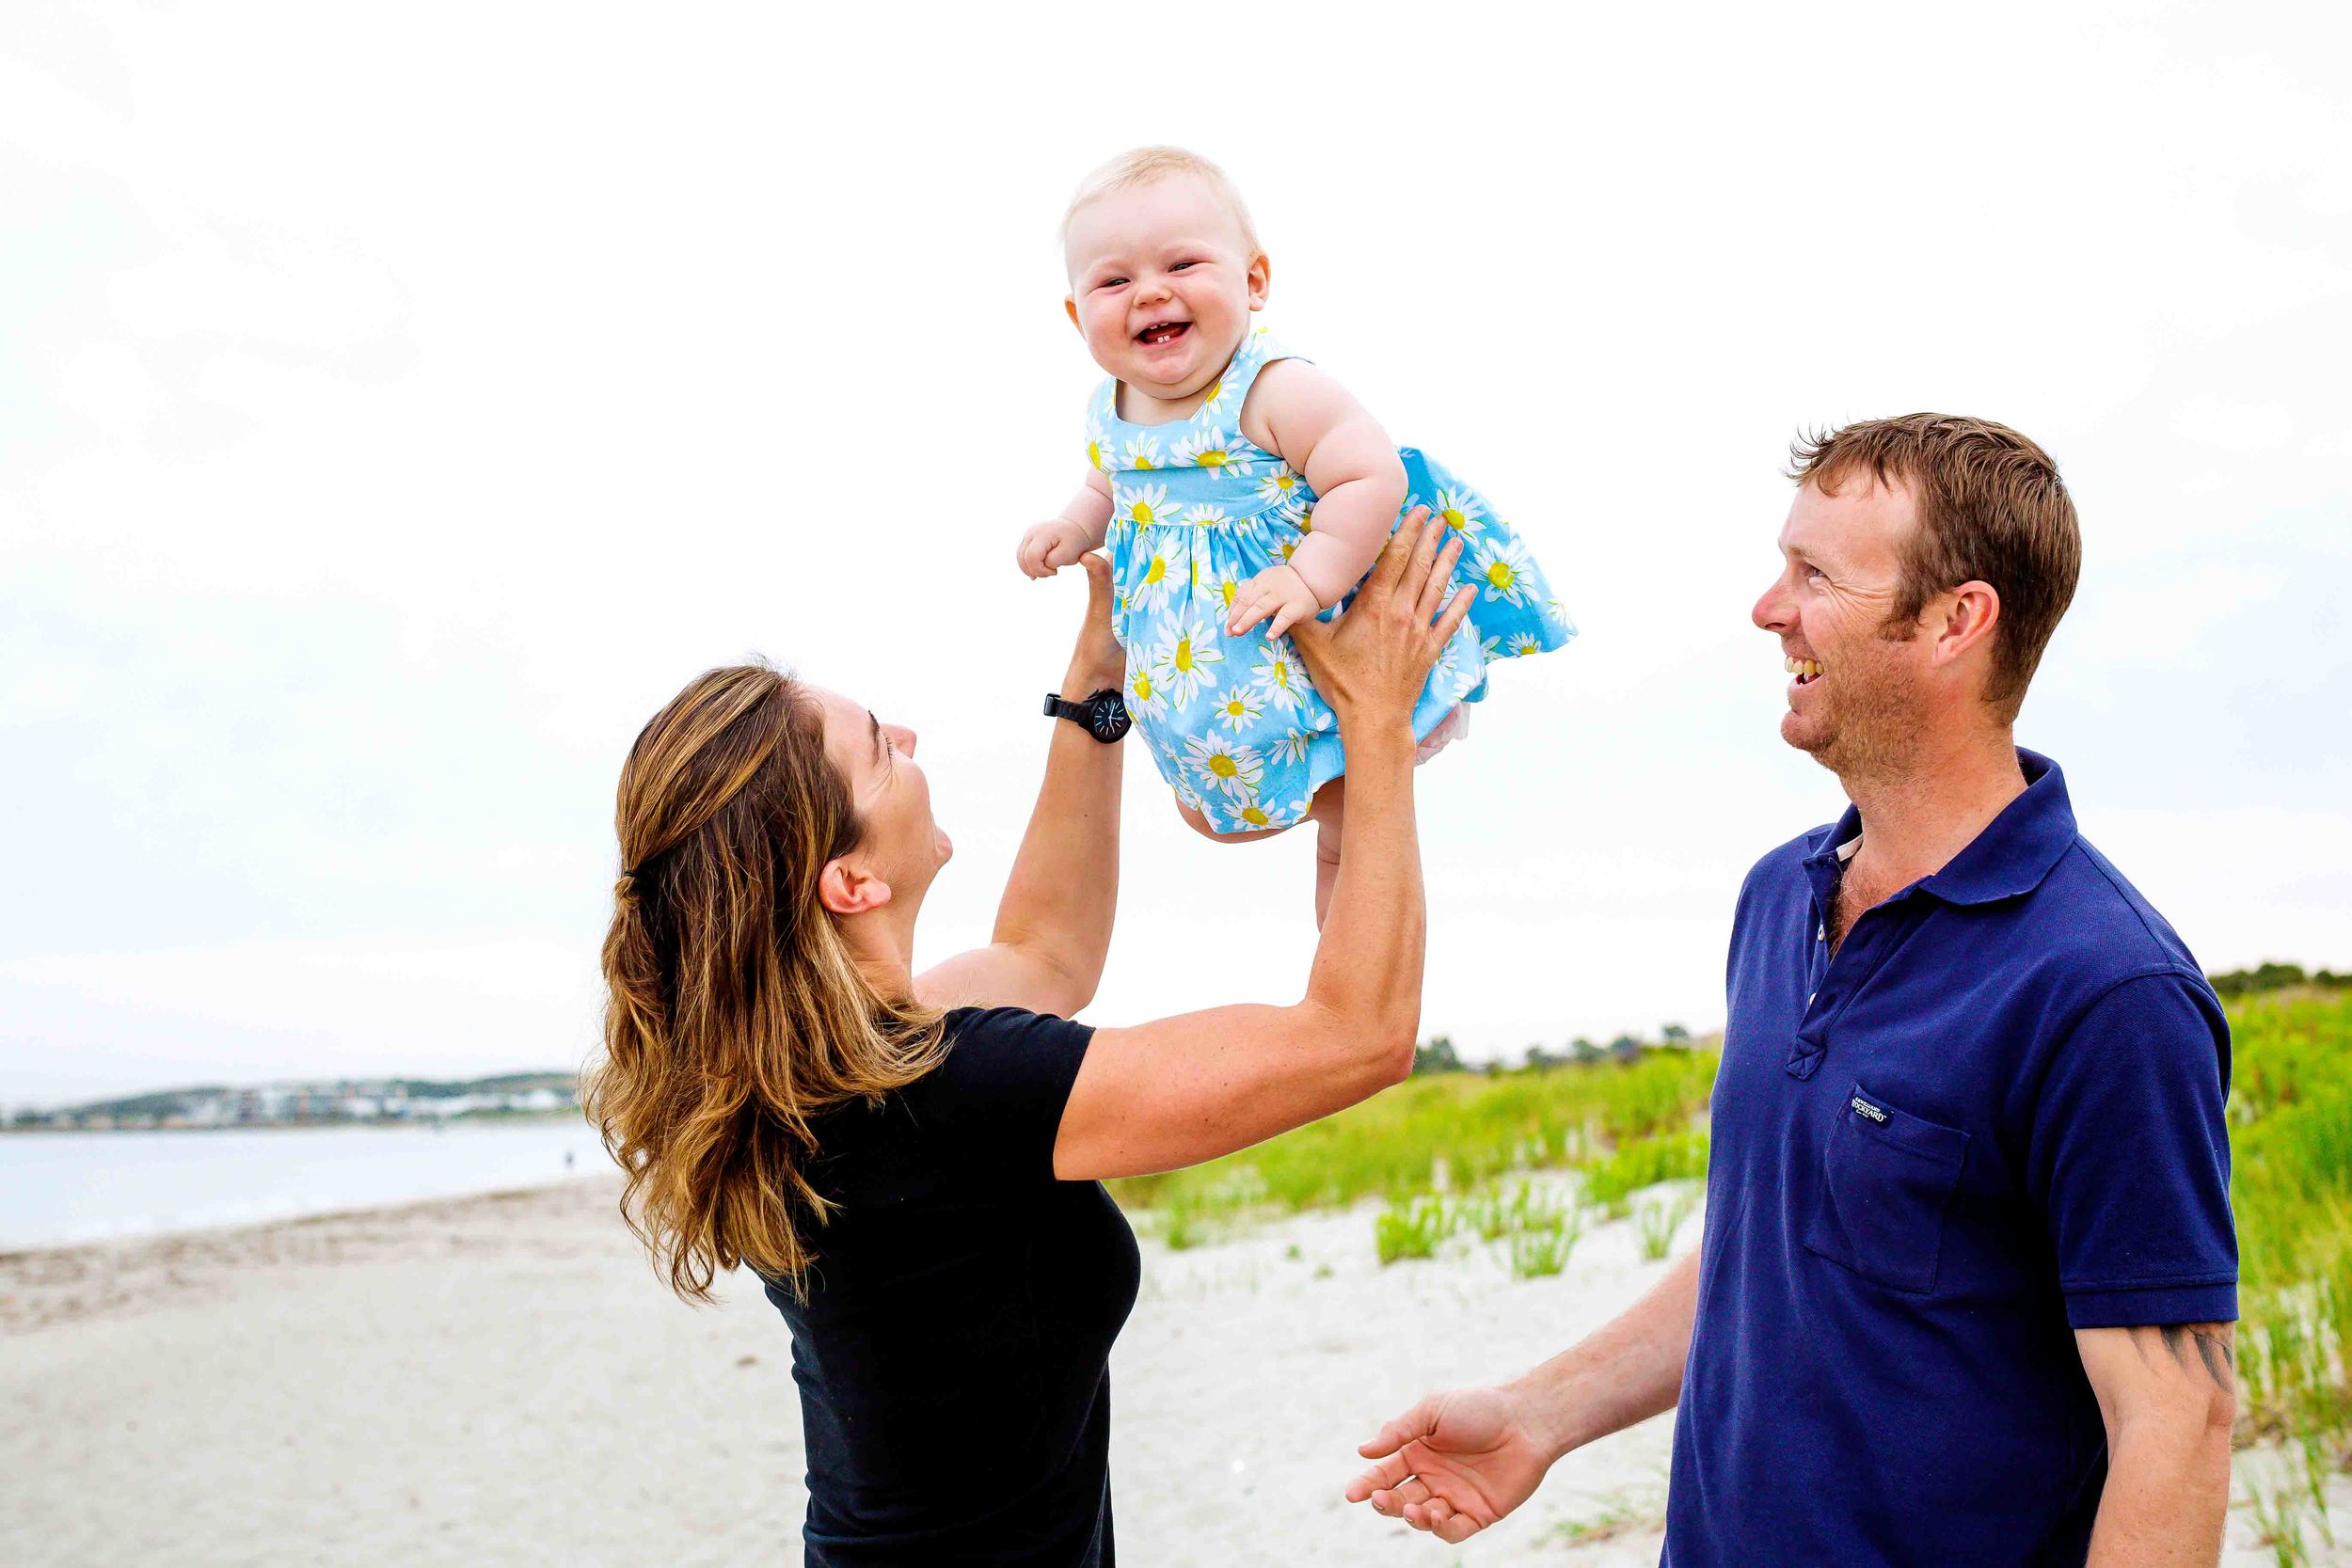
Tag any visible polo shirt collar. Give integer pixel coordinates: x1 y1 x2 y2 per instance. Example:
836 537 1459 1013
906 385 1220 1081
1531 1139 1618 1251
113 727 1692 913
1804 749 2077 908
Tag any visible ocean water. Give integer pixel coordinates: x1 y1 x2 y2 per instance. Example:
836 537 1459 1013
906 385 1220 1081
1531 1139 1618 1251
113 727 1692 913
0 1120 612 1250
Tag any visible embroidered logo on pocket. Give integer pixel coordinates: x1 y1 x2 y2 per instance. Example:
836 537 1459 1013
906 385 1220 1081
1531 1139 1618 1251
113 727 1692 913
1803 1082 1972 1294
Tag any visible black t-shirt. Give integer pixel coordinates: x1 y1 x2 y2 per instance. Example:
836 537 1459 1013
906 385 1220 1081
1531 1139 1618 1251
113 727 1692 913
763 1006 1142 1567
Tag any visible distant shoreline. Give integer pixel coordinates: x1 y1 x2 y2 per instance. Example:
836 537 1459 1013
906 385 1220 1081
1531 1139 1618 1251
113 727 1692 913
0 1110 588 1136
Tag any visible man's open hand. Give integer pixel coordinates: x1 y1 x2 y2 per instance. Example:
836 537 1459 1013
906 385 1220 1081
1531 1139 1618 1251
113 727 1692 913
1345 1384 1556 1544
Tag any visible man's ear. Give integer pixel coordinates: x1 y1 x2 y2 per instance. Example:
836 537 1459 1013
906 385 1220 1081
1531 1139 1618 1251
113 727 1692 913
1247 253 1271 312
1931 580 2003 675
816 854 893 919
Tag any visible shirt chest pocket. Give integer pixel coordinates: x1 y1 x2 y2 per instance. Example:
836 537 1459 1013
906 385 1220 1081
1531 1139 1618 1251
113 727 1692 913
1802 1082 1971 1295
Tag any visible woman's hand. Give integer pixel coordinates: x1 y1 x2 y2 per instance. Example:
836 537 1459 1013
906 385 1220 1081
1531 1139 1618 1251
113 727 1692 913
1063 550 1125 697
1287 509 1473 736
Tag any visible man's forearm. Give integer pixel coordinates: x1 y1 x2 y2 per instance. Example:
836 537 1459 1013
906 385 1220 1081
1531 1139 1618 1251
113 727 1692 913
1512 1251 1699 1460
2084 1422 2232 1567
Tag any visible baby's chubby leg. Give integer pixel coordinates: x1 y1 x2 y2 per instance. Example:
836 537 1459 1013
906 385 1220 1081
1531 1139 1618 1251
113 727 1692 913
1171 785 1342 926
1308 778 1345 929
1174 799 1280 845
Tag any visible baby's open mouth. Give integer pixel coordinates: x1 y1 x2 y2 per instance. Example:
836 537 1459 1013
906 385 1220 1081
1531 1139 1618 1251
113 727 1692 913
1136 321 1190 346
1786 656 1825 687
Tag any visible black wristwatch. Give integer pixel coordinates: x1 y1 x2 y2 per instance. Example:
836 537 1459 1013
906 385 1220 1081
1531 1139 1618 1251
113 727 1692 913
1043 688 1132 743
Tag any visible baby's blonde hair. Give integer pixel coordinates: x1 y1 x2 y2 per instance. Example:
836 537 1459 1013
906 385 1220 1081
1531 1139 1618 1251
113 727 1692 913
1060 146 1263 260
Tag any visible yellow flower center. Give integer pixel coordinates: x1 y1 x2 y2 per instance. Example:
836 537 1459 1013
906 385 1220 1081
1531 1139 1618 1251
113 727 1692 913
1133 673 1154 700
1088 440 1104 470
1196 451 1226 467
1241 805 1270 827
1209 753 1237 779
1173 640 1194 673
1135 455 1154 469
1203 379 1221 405
1144 557 1166 585
1442 508 1468 531
1486 561 1516 591
1131 500 1155 525
1298 506 1313 532
1516 641 1538 656
1219 581 1237 607
1275 472 1295 491
1224 700 1244 717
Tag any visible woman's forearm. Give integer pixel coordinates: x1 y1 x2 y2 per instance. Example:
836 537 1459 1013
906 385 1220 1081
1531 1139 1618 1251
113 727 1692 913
989 651 1125 1006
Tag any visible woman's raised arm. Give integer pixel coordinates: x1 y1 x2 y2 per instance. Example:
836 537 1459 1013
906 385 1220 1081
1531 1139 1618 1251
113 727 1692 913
1053 513 1472 1180
915 552 1127 1018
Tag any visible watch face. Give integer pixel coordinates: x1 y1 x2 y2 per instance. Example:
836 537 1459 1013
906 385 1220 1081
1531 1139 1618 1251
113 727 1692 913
1089 697 1131 742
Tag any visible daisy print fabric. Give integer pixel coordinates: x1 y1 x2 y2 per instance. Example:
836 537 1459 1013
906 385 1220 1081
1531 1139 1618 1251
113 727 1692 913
1099 328 1576 832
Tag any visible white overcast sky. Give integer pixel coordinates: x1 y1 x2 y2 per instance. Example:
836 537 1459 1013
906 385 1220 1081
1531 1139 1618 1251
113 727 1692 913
4 2 2347 1106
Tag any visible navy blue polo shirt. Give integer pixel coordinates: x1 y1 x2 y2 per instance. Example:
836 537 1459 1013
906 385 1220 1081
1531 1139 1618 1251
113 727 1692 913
1662 752 2234 1567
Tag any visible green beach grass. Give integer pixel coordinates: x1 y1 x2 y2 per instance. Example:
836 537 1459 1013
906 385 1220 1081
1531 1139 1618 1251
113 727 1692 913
1107 983 2352 1562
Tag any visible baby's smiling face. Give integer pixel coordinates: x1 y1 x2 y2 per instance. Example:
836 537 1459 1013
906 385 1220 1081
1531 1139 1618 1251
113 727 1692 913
1064 173 1269 409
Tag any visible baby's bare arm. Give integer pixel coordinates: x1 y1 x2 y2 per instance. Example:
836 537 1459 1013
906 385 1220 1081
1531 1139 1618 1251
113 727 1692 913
1019 468 1115 578
1240 361 1409 605
1060 467 1114 545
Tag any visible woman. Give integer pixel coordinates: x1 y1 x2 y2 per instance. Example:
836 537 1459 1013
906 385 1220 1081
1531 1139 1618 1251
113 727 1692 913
589 515 1473 1565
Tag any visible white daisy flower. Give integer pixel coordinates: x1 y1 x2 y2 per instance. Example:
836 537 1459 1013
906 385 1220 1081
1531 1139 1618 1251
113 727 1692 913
1085 414 1112 474
1209 689 1263 734
1209 564 1246 614
1433 485 1488 539
1117 482 1171 529
1183 734 1264 803
1231 800 1279 832
1481 632 1505 660
1121 434 1165 471
1471 535 1538 606
1509 632 1546 657
1171 428 1254 474
1152 615 1227 707
1270 727 1315 765
1435 633 1474 688
1126 659 1169 717
1128 548 1178 614
1249 645 1311 717
1254 465 1309 518
1183 504 1234 531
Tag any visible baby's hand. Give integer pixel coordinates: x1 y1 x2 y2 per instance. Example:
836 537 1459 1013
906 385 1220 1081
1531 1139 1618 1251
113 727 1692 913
1226 563 1323 641
1018 519 1093 579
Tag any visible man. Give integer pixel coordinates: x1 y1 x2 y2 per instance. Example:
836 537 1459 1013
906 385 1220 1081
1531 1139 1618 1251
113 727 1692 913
1345 416 2239 1564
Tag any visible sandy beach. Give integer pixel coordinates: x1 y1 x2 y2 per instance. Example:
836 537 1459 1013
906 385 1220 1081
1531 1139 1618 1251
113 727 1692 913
0 1179 2323 1566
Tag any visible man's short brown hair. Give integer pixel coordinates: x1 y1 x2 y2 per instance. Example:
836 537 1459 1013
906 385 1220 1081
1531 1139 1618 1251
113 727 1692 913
1788 414 2081 721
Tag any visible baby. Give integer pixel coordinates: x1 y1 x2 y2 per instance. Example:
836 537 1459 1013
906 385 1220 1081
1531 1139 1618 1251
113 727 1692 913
1020 146 1573 924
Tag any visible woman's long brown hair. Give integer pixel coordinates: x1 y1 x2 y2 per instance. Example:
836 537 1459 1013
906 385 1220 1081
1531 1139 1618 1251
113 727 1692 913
584 663 948 1303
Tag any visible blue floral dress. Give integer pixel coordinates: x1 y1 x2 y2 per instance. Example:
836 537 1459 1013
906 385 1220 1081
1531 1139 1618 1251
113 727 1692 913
1095 327 1574 832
